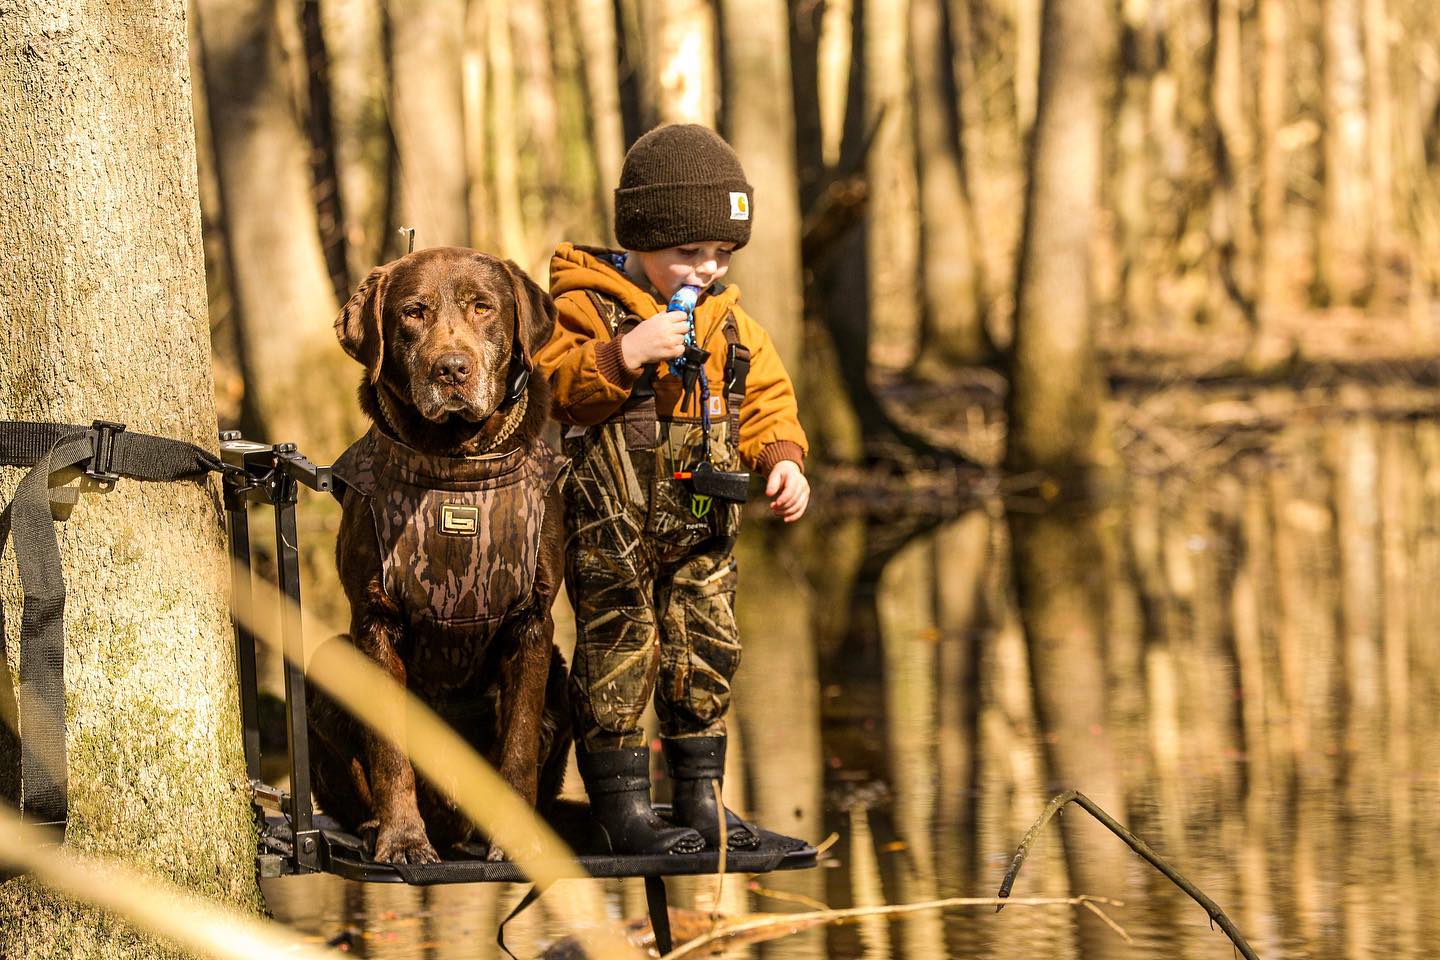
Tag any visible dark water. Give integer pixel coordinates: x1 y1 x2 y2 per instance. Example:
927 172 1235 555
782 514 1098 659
265 410 1440 959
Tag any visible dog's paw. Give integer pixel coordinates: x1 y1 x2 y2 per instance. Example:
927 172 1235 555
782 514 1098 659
484 842 509 863
374 822 442 865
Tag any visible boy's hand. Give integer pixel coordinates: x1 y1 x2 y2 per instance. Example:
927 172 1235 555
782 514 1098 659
765 461 809 523
620 310 690 372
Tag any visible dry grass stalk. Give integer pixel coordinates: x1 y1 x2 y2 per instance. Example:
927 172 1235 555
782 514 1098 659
0 807 331 960
659 894 1126 960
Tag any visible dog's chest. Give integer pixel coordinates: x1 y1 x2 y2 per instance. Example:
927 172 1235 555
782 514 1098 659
334 428 563 686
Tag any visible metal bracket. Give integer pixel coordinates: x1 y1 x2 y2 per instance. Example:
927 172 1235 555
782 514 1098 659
83 419 126 490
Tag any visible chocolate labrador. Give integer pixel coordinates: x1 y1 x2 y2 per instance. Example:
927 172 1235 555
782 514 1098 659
308 246 570 864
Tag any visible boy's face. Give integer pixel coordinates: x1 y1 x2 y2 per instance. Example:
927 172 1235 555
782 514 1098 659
634 241 736 301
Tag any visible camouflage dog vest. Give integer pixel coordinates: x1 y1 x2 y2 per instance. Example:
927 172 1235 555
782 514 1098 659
332 426 567 690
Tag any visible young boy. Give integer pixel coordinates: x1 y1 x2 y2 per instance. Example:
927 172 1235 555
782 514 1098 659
536 124 809 855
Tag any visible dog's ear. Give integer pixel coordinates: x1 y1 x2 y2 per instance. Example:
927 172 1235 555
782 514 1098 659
503 259 557 366
336 266 388 384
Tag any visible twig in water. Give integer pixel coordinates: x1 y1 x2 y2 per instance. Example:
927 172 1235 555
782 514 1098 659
746 881 830 912
996 789 1260 960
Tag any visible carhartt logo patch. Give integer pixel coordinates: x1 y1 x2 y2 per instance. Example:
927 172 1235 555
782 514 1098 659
439 503 479 536
708 395 724 416
729 192 749 220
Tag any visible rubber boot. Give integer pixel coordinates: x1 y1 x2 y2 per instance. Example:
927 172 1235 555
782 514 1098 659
577 747 705 855
663 736 761 851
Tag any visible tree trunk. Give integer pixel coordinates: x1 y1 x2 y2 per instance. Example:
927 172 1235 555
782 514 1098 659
320 0 390 283
641 0 717 126
385 0 470 252
1256 0 1287 317
510 0 566 271
1316 0 1371 305
568 0 626 240
0 2 262 953
1003 0 1129 953
485 0 530 261
720 0 805 365
195 0 360 462
864 0 921 373
1364 0 1396 303
1208 0 1256 328
910 0 988 370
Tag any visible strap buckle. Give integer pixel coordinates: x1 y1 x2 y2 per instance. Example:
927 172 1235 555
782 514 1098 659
725 344 750 393
84 420 126 490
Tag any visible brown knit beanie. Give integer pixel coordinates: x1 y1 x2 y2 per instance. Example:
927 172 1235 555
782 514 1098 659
614 124 754 251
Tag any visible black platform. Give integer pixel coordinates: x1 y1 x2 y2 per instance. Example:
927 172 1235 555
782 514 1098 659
224 437 817 954
260 807 817 885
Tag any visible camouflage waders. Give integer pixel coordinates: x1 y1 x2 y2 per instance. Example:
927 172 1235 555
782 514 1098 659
564 292 749 752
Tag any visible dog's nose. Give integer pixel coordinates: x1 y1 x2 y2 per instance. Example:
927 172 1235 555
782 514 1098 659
432 352 472 384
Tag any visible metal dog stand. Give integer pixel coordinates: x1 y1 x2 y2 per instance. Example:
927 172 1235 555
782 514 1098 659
220 434 817 954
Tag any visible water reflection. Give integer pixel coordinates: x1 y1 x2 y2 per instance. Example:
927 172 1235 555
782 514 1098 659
268 411 1440 958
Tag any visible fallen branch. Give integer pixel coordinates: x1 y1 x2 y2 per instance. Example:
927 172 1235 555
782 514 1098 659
660 894 1125 960
996 789 1259 960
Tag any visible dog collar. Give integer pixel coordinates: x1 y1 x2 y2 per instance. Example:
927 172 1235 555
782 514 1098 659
373 381 528 458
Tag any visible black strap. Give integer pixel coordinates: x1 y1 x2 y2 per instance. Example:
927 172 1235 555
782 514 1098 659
0 420 225 826
722 314 749 450
496 882 549 960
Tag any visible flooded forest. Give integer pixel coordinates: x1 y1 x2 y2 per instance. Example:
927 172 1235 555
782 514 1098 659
200 0 1440 953
6 0 1440 956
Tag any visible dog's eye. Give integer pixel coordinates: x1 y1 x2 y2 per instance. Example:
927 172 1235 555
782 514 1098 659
403 304 426 319
472 302 491 315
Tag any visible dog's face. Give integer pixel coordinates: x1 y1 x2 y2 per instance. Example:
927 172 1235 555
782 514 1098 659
336 247 556 423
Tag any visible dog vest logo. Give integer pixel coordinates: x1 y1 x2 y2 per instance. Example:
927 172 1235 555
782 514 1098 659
439 502 480 536
729 192 749 220
689 493 713 519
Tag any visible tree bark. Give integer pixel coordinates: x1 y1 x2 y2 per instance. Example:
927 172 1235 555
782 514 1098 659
1256 0 1287 317
568 0 626 240
640 0 717 126
1208 0 1257 328
910 0 989 370
720 0 805 365
0 1 262 953
864 0 921 373
1003 0 1129 953
195 0 361 461
1316 0 1371 305
320 0 390 283
485 0 530 261
1364 0 1396 301
510 0 565 271
385 0 470 252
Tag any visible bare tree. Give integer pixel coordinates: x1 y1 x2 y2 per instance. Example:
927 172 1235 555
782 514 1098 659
385 0 470 252
0 2 261 953
639 0 718 126
321 0 391 282
910 0 989 369
1005 0 1131 953
1316 0 1371 305
721 0 805 362
864 0 921 372
195 0 361 461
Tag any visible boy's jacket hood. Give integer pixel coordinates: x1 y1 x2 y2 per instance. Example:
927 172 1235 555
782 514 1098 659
550 242 741 337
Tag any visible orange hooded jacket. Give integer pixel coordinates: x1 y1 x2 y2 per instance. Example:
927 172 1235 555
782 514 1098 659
536 242 808 474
